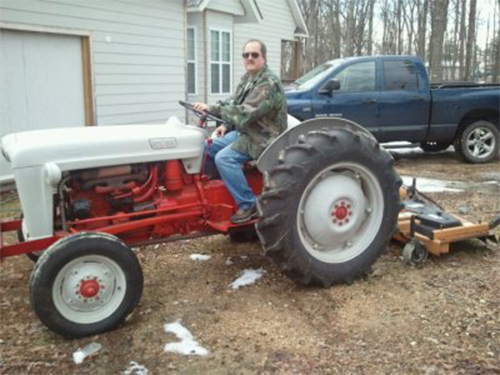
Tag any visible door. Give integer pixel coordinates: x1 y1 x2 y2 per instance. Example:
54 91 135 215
377 59 431 142
311 60 380 136
0 29 86 182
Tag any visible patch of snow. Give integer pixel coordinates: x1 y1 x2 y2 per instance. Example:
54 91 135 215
402 176 463 193
189 254 211 261
73 342 102 364
164 320 208 356
230 268 265 290
225 257 233 265
122 361 149 375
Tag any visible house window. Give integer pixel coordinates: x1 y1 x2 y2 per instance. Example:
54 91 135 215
210 30 231 94
187 28 196 95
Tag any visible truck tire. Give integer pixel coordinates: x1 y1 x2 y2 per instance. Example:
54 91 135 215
419 141 451 153
30 232 143 338
456 120 499 163
256 128 401 286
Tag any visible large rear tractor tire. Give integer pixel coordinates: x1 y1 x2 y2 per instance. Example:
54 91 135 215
455 120 499 163
30 232 143 338
256 129 401 286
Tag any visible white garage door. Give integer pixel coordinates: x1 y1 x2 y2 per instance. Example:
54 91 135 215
0 29 86 182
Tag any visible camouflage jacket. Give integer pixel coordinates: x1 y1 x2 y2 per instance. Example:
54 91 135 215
209 64 287 159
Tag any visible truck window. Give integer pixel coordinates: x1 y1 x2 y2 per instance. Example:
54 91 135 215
383 60 419 90
334 61 376 92
295 60 343 90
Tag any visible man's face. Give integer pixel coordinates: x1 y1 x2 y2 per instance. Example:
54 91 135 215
243 42 265 76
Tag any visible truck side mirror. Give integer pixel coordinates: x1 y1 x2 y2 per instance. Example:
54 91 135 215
318 79 340 95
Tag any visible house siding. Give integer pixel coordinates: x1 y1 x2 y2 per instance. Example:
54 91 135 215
0 0 186 125
207 0 244 16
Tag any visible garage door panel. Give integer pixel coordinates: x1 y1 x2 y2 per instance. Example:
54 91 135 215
0 29 86 182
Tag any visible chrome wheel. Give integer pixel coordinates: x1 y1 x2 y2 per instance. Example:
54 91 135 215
465 126 495 159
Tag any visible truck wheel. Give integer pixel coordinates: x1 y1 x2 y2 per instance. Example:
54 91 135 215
456 120 499 163
30 232 143 338
257 129 401 286
419 141 451 153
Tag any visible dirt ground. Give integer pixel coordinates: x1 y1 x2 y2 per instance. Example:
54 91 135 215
0 148 499 375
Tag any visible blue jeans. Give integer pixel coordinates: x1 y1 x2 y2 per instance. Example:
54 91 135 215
206 131 255 210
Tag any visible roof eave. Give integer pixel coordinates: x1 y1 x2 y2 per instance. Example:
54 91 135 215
286 0 309 38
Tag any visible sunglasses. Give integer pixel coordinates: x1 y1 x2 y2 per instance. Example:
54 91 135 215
242 52 260 59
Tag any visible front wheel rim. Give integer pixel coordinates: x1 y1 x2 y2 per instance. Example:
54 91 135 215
52 255 127 324
466 127 495 159
297 162 384 263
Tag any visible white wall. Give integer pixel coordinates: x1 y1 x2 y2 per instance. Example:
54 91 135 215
0 0 186 126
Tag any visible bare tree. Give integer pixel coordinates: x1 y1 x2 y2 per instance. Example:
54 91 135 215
458 0 467 79
464 0 477 80
416 0 429 60
493 0 500 82
367 0 375 55
429 0 450 82
293 0 492 83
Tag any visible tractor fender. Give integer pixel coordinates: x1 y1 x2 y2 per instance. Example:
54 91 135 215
257 117 376 173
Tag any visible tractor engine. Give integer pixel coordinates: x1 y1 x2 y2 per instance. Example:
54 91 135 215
60 160 262 244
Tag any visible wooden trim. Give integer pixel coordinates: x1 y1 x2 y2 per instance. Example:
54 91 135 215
0 21 90 37
81 37 95 126
293 39 301 79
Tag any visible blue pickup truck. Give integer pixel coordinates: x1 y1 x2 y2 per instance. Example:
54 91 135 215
286 55 500 163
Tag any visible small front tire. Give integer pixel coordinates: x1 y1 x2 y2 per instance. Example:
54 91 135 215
30 232 143 338
402 240 428 266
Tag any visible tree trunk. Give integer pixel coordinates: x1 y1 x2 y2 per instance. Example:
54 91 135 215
417 0 429 60
429 0 450 82
451 0 460 80
464 0 477 80
493 1 500 82
458 0 467 79
396 0 403 54
367 0 375 55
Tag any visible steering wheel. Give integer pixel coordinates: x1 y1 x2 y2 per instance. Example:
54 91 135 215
179 100 224 127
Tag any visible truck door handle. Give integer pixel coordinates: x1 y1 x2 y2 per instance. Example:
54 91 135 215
412 96 425 101
362 99 377 105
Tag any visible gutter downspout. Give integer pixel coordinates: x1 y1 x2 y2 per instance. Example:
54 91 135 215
203 9 208 104
184 0 188 123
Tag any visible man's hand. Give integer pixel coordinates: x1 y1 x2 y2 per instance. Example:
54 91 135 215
214 124 227 138
192 102 209 112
